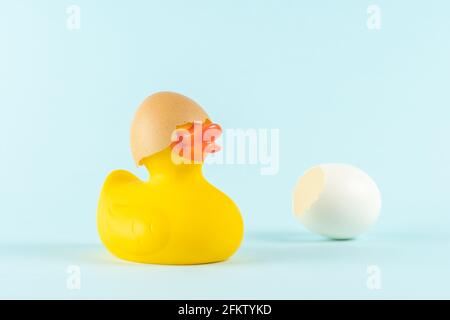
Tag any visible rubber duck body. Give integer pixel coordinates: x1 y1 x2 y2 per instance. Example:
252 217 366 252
97 92 243 265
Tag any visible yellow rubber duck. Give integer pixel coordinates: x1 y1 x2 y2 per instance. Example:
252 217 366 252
97 92 244 265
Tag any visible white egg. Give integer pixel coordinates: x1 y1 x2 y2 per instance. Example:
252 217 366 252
293 164 381 239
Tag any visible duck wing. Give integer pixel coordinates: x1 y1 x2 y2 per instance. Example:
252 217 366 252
97 170 170 256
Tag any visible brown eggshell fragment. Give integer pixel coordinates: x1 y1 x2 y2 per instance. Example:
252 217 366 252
130 92 209 166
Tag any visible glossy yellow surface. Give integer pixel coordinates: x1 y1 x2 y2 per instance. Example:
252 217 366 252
97 147 244 265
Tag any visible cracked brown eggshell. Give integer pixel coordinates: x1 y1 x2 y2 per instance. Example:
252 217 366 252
130 92 209 166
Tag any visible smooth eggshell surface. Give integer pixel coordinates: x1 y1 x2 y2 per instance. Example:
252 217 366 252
130 92 209 166
293 164 381 239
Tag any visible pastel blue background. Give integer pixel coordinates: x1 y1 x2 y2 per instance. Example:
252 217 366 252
1 0 449 299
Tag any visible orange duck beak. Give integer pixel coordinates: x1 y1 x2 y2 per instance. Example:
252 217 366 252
170 120 222 163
